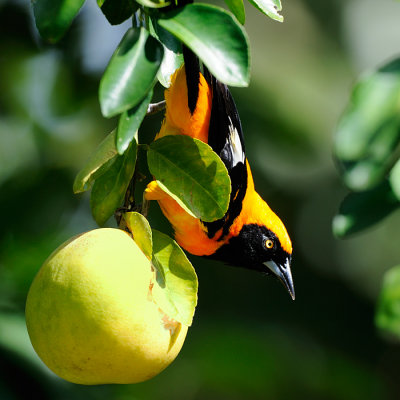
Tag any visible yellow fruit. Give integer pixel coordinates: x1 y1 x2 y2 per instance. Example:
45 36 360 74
25 228 188 385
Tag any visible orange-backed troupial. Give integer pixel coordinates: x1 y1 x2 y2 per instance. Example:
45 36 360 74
146 49 295 299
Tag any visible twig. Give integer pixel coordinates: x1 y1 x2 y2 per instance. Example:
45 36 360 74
147 101 166 115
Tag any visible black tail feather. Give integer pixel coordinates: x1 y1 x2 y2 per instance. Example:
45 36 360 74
182 46 200 114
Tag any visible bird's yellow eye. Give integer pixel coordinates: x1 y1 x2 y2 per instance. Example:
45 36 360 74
265 239 274 249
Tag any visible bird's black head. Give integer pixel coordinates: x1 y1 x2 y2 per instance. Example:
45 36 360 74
211 224 295 299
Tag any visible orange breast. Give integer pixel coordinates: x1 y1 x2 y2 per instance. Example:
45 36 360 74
145 180 224 256
156 66 212 142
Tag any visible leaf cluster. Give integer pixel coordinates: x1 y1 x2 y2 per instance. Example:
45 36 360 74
332 59 400 339
333 59 400 240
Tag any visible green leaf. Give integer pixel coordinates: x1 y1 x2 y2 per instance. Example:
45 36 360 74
136 0 171 8
98 0 138 25
32 0 86 42
223 0 246 25
375 265 400 340
150 19 183 87
339 115 400 191
90 142 137 226
247 0 283 22
99 27 163 118
73 130 118 193
157 46 184 88
154 180 197 219
335 59 400 160
157 4 250 87
124 212 153 259
147 135 231 222
332 181 400 238
151 229 198 326
390 158 400 201
334 59 400 190
116 89 152 154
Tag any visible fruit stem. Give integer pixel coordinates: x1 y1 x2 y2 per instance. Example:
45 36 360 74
115 161 149 228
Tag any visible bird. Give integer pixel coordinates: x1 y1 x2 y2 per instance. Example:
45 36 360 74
145 48 295 299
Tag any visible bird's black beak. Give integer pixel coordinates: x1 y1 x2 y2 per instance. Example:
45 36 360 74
264 258 295 300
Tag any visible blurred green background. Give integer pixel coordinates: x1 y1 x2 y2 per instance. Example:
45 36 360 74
1 0 400 399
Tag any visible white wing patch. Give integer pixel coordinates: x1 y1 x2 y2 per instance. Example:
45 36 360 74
227 116 245 167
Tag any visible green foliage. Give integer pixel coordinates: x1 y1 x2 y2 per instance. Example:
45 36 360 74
223 0 246 25
99 0 138 25
116 90 152 154
376 265 400 340
136 0 171 8
151 229 198 326
157 4 250 86
32 0 86 42
333 58 400 238
99 28 163 118
124 212 198 326
124 212 153 259
335 59 400 192
332 181 400 238
73 130 118 193
333 58 400 338
150 19 184 87
90 141 137 226
390 158 400 201
247 0 283 22
147 136 231 222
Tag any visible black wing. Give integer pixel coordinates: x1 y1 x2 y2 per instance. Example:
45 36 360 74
206 74 246 170
204 72 248 239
